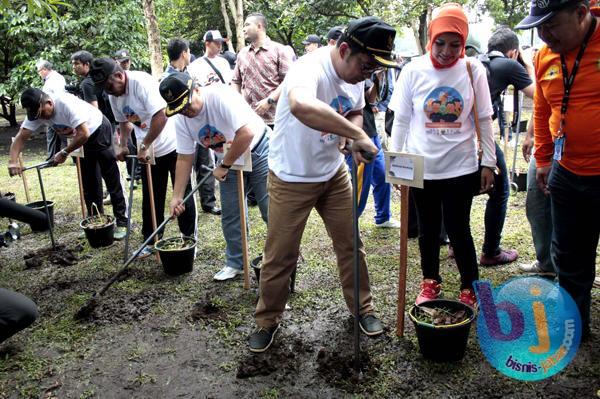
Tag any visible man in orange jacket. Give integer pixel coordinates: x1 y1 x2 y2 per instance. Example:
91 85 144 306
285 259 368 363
517 0 600 341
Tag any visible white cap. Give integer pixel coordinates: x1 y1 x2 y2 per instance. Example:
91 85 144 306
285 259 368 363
203 30 225 42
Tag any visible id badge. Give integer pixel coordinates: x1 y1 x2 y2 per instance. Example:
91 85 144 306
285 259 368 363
553 135 565 161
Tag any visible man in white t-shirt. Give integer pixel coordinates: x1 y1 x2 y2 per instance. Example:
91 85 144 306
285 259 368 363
188 30 236 216
90 58 197 258
187 30 232 86
8 88 128 238
36 59 67 161
160 72 269 281
248 17 397 353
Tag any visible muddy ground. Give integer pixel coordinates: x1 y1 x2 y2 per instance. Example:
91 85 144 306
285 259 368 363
0 125 598 398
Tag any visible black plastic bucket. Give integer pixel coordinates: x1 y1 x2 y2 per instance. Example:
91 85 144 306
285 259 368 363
25 200 54 231
515 172 528 192
251 255 297 293
155 236 196 276
2 192 15 202
408 299 476 362
80 215 115 248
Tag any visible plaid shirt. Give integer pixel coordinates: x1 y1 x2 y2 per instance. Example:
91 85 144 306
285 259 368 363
232 38 291 124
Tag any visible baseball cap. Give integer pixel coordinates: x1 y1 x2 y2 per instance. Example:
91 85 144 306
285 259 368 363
204 30 225 42
114 49 130 62
89 58 119 87
341 16 398 68
516 0 577 29
466 34 482 54
21 88 45 121
159 72 194 117
302 34 321 45
327 26 344 41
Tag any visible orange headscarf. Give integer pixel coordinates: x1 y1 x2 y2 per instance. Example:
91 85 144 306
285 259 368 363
427 3 469 69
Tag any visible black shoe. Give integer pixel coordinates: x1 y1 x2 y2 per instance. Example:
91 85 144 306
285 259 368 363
202 206 222 216
248 325 279 353
358 314 384 336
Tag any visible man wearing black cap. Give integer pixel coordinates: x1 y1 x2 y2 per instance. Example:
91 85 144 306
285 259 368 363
90 58 197 258
113 49 131 70
160 72 270 282
248 17 396 353
516 0 600 340
7 88 128 239
302 34 321 54
326 26 344 46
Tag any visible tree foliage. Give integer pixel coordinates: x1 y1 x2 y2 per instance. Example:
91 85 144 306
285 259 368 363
477 0 529 28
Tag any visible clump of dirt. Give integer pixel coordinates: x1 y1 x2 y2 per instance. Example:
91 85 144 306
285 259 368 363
189 297 225 321
80 288 162 325
237 336 310 379
316 347 375 387
23 243 83 269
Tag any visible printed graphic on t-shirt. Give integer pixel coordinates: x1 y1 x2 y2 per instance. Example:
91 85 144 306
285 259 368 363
423 87 464 133
542 65 560 81
320 95 354 143
122 105 147 129
198 125 227 152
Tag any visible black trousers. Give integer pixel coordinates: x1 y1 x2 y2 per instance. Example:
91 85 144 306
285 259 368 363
412 172 479 290
193 144 216 209
549 162 600 330
79 118 127 227
140 150 196 240
0 288 38 343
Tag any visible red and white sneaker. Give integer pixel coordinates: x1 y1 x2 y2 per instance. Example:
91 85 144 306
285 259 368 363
415 279 441 305
458 288 478 310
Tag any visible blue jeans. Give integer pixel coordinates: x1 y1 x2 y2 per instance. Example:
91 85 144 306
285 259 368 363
345 135 391 224
525 157 554 273
548 162 600 329
482 142 510 256
220 135 269 270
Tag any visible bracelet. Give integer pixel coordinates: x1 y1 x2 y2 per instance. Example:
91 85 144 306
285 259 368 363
60 149 69 156
218 161 232 169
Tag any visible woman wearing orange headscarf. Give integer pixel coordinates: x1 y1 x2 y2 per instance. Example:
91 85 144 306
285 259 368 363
389 3 496 308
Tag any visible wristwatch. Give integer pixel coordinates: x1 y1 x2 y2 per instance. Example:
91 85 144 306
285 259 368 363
140 143 147 151
218 160 232 169
60 149 69 156
267 97 276 105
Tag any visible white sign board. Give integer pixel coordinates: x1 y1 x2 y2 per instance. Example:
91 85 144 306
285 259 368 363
385 151 425 189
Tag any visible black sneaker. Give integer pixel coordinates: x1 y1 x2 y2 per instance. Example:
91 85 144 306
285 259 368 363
359 314 384 336
248 325 279 353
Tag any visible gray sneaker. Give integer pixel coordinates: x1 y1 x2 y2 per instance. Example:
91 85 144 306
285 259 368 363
358 314 384 336
518 261 555 276
248 325 279 353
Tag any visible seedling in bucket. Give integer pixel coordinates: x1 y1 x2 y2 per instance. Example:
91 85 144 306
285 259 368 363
80 203 115 248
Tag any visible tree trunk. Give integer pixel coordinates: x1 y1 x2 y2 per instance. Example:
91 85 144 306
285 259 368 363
227 0 244 52
417 9 428 55
411 23 423 55
142 0 163 78
219 0 234 52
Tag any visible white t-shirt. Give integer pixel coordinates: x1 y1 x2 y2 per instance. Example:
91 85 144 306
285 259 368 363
187 56 233 87
173 85 265 155
388 55 494 180
108 71 176 157
42 70 66 96
21 92 102 135
269 46 365 183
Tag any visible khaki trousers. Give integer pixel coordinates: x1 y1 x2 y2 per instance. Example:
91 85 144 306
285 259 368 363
255 166 375 328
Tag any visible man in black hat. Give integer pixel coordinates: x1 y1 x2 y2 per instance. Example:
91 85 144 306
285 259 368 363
248 16 396 353
516 0 600 341
302 34 321 53
113 49 131 70
90 58 197 258
326 26 344 46
7 88 128 239
160 72 270 282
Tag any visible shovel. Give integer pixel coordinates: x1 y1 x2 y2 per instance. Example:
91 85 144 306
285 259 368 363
345 143 374 376
74 166 212 320
123 156 137 263
22 160 56 248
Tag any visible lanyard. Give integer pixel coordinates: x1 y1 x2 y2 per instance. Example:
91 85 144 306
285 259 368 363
558 17 597 135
